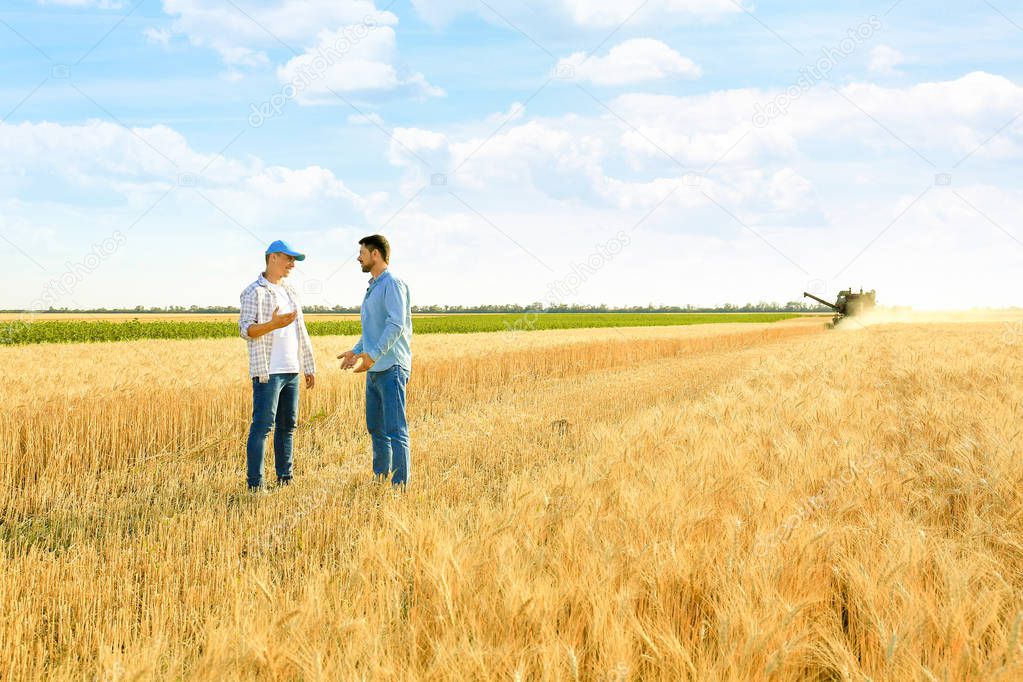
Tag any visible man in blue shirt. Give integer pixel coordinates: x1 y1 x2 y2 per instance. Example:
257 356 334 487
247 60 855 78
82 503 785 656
338 235 413 487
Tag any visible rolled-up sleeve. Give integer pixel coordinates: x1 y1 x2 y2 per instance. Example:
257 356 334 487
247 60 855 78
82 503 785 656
239 289 257 341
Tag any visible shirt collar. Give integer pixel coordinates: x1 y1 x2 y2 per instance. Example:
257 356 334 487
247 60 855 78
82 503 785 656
258 273 291 293
367 269 391 287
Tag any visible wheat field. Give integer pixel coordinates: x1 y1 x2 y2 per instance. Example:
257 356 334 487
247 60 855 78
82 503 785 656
2 315 1022 680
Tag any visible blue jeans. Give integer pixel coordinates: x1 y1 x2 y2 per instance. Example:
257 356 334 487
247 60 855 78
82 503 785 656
365 364 410 486
246 373 300 488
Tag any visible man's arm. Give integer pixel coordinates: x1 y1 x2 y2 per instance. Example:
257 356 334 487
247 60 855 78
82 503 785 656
296 313 316 376
248 310 295 339
240 287 295 340
296 308 316 386
239 289 258 341
339 335 362 369
366 279 408 360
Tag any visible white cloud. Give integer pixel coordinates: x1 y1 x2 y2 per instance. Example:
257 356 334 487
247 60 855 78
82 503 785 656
276 25 443 101
366 71 1023 307
0 118 376 252
245 166 362 202
159 1 437 105
559 0 739 29
0 116 409 308
556 39 701 86
160 0 397 65
387 127 453 193
387 73 1023 208
370 178 1023 309
409 0 741 29
483 102 526 127
608 72 1023 168
216 45 269 68
143 27 172 47
348 112 385 126
869 45 906 75
5 72 1023 309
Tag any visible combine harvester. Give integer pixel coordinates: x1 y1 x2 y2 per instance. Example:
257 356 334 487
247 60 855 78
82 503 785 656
803 288 876 327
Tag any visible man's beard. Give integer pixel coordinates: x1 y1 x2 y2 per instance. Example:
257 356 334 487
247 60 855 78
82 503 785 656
361 263 372 273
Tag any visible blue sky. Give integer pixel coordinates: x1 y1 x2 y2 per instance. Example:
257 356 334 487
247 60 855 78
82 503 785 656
1 0 1021 309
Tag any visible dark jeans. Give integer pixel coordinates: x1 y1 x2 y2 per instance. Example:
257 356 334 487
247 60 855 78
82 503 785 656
365 364 410 486
246 373 299 489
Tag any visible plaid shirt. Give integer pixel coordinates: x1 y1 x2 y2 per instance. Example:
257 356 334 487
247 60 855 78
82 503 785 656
239 273 316 383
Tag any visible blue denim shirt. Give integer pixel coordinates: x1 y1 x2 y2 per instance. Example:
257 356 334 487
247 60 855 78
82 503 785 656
351 269 412 372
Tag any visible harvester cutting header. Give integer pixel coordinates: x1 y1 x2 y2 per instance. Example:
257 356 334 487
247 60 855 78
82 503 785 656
803 288 876 327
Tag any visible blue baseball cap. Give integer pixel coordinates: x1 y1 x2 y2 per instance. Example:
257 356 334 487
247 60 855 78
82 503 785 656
265 239 305 261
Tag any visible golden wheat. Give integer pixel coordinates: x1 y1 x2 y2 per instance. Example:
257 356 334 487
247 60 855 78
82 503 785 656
2 315 1022 680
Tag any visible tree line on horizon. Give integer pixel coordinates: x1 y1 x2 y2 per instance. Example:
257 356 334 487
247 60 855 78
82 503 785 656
4 301 832 314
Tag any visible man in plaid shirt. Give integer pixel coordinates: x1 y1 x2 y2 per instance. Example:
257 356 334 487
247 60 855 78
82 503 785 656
238 240 316 491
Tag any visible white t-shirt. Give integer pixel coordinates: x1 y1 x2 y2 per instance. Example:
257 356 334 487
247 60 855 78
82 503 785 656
267 281 301 374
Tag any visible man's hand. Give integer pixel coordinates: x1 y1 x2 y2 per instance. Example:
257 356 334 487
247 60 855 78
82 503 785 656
271 306 297 329
352 353 375 373
337 350 357 370
305 374 315 389
244 306 298 339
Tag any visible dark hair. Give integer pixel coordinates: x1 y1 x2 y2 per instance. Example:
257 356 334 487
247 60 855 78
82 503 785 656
359 234 390 263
